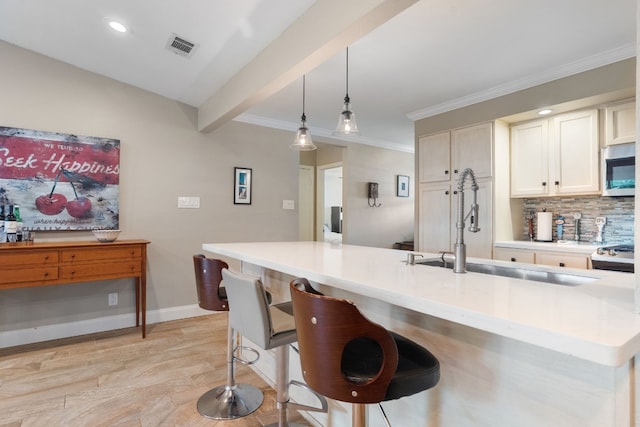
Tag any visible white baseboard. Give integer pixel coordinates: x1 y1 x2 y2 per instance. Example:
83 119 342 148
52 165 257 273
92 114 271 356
0 304 215 348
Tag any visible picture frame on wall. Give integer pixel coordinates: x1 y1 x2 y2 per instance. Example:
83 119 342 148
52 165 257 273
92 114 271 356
0 126 120 230
234 167 252 205
397 175 410 197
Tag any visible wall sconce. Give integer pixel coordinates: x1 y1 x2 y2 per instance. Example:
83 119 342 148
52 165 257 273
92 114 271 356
368 182 381 207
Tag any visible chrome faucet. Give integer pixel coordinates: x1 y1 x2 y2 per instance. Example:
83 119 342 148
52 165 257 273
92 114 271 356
442 168 481 273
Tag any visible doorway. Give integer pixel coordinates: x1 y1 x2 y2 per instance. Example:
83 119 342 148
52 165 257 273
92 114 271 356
317 163 343 243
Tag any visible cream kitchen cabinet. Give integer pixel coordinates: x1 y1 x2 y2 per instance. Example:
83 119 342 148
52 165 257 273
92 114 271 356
419 177 493 257
494 247 590 270
510 109 599 197
418 122 492 184
605 101 636 146
493 247 535 264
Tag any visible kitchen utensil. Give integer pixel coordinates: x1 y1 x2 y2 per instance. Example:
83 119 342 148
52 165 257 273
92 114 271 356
573 212 582 241
595 217 606 244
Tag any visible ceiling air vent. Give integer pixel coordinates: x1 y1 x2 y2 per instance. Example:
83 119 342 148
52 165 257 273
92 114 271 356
166 33 198 58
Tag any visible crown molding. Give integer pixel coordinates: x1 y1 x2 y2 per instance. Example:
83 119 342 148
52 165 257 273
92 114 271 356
234 113 415 153
407 43 636 121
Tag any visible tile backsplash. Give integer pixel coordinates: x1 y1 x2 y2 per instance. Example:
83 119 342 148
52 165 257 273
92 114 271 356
521 196 634 245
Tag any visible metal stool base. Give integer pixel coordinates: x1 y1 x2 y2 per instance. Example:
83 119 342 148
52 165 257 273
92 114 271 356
197 383 263 420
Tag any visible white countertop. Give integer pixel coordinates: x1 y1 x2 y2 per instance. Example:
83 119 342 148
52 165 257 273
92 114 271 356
203 241 640 367
494 240 600 254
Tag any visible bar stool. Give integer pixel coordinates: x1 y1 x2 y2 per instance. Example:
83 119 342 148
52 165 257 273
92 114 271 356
222 269 327 427
289 278 440 427
192 254 263 419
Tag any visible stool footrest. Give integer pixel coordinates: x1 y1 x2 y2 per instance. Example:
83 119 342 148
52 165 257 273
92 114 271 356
234 345 260 365
286 380 329 413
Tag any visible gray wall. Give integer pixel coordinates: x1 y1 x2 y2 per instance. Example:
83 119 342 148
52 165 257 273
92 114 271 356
0 40 414 344
343 143 415 247
0 41 299 340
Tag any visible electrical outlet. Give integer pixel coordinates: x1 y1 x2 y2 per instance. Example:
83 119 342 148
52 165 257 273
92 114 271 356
178 196 200 208
282 200 295 210
108 292 118 306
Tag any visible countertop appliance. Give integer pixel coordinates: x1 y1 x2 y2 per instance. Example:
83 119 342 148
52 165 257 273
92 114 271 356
591 244 634 272
602 142 635 197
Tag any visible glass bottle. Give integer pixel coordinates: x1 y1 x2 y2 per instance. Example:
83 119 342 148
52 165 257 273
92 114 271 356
14 204 23 242
0 205 5 243
5 205 17 242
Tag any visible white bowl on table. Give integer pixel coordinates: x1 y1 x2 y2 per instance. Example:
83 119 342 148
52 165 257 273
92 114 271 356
92 229 121 243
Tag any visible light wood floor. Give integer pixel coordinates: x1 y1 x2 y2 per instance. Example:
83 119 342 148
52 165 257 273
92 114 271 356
0 314 314 427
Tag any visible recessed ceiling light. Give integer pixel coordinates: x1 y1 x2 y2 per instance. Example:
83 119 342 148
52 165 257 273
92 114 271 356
108 20 127 33
538 109 552 115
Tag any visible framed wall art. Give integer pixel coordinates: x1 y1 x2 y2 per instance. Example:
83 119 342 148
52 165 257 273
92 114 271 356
0 126 120 230
397 175 410 197
234 167 252 205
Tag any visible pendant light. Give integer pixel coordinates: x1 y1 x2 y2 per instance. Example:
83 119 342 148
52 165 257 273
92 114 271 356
334 47 359 135
290 75 317 151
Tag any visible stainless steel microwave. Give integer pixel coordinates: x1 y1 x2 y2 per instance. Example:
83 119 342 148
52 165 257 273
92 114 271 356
602 142 635 197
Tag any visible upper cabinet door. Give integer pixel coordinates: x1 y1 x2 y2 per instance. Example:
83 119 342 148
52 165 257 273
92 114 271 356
418 131 451 183
605 101 636 146
510 120 549 197
550 109 599 195
451 122 493 180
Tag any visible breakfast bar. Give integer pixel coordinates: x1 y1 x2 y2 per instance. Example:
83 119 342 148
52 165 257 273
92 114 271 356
204 241 640 427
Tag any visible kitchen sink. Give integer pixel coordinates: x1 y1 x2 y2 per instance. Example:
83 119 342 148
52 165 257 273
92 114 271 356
416 259 598 286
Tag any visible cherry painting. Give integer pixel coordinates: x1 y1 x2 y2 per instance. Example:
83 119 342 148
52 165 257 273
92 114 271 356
0 126 120 230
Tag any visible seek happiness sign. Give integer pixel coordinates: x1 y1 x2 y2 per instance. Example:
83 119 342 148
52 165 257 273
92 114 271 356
0 126 120 230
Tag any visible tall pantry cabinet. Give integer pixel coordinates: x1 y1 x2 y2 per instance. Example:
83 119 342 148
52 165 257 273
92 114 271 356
417 122 499 257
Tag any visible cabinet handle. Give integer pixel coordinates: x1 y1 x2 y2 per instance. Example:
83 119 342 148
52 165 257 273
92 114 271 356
454 169 459 174
453 190 458 195
542 182 547 186
559 262 565 267
444 170 449 175
510 257 516 262
44 272 49 277
445 190 449 195
554 181 560 186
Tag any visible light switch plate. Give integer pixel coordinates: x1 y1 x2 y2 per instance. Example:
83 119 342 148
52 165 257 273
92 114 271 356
178 196 200 208
282 200 295 210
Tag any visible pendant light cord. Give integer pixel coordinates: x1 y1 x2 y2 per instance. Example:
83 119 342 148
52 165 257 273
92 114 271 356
301 74 307 122
344 47 350 102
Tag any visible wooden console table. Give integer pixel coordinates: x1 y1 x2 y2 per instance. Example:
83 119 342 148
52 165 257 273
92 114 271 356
0 239 150 338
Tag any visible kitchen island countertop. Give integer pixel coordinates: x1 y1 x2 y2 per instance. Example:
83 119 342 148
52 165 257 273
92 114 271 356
204 241 640 367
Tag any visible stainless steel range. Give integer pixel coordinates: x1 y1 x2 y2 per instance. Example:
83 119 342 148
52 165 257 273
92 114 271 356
591 244 635 272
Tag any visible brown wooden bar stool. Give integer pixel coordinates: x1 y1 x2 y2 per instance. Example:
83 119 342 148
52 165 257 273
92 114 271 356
289 278 440 427
222 269 327 427
192 254 263 419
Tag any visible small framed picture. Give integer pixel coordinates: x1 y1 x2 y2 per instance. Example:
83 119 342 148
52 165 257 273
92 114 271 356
397 175 410 197
234 167 252 205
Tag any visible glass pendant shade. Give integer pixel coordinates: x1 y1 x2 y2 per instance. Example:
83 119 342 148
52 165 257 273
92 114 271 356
290 116 316 151
290 75 317 151
335 95 359 134
334 47 359 135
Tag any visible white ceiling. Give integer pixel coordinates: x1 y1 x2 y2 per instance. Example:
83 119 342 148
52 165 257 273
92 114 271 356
0 0 636 152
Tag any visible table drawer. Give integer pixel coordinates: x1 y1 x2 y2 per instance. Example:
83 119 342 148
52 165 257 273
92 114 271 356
0 250 59 268
60 261 141 280
61 246 142 263
0 267 59 285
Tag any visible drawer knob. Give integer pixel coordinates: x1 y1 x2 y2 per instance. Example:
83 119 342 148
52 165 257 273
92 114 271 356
559 262 565 267
510 257 516 262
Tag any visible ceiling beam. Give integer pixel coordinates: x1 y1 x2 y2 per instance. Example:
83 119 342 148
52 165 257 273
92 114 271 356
197 0 418 133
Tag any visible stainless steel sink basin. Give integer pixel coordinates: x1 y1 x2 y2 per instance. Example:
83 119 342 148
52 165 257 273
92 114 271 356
416 259 598 286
